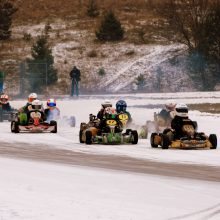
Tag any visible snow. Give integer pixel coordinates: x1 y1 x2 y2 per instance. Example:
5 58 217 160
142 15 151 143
1 91 220 219
1 157 220 220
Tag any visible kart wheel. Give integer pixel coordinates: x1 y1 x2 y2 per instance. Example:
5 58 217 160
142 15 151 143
0 109 3 122
11 121 19 133
209 134 217 149
150 133 158 148
50 120 57 133
126 129 132 135
85 130 92 145
161 134 170 149
79 130 84 143
193 121 198 131
131 130 138 144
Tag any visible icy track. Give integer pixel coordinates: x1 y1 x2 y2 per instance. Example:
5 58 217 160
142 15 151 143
1 92 220 167
1 92 220 220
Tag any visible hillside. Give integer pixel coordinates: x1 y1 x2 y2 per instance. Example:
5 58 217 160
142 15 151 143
0 0 196 96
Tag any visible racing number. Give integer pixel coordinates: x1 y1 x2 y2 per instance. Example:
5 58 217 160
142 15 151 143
106 120 117 126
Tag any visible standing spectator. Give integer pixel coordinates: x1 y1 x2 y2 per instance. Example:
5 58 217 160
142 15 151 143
69 66 81 96
0 70 4 93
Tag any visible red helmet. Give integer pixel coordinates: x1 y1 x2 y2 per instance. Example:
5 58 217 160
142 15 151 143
0 94 9 104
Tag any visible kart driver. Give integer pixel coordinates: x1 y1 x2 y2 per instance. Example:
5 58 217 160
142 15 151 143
97 99 113 120
0 94 11 111
171 103 196 139
115 99 132 124
19 93 38 113
158 101 176 126
45 99 60 122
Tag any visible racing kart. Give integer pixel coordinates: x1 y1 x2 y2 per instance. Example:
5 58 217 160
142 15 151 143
0 107 17 122
79 114 138 145
11 110 57 133
150 124 217 150
140 111 197 139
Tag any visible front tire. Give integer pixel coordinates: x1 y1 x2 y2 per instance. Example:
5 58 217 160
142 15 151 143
11 121 19 133
150 133 158 148
85 130 92 145
161 134 170 149
50 120 57 133
209 134 217 149
131 130 138 144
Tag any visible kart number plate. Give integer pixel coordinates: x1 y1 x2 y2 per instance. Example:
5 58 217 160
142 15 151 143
106 120 117 126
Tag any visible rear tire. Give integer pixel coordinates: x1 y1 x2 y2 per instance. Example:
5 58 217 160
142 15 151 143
0 109 3 122
131 130 138 144
85 130 92 145
11 121 19 133
50 120 57 133
209 134 217 149
150 133 158 148
161 134 170 149
79 130 84 143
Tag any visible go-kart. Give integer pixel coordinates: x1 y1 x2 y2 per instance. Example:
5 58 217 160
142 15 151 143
0 107 17 122
140 111 197 139
79 114 138 145
139 112 171 139
11 110 57 133
150 123 217 150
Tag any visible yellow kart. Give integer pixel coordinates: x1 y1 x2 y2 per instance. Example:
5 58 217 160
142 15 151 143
150 124 217 150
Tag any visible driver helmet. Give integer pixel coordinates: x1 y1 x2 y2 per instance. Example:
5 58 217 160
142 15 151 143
0 94 9 104
47 98 56 107
175 103 188 117
101 99 112 109
31 99 42 110
116 100 127 112
165 101 176 111
28 93 37 103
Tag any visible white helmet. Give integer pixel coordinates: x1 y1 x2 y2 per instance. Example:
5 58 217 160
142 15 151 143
165 101 176 111
28 93 38 103
31 99 42 110
175 103 188 117
101 99 112 108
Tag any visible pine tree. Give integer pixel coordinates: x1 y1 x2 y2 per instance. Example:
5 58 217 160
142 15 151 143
87 0 99 18
0 0 17 40
96 10 124 41
26 35 58 93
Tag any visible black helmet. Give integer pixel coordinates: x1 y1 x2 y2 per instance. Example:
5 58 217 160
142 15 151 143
116 100 127 113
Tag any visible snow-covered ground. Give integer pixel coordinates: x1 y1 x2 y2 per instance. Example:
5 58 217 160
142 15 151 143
1 92 220 219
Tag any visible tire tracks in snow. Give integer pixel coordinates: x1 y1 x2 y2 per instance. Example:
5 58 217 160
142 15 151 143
0 142 220 182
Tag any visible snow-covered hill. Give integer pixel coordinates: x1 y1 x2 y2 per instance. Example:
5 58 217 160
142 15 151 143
2 22 196 95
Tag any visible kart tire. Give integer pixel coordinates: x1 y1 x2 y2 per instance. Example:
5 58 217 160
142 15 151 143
0 109 3 122
11 121 19 133
126 129 132 135
85 130 92 145
79 130 84 143
193 121 198 131
50 120 57 133
150 133 158 148
131 130 138 144
161 134 170 149
209 134 217 149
